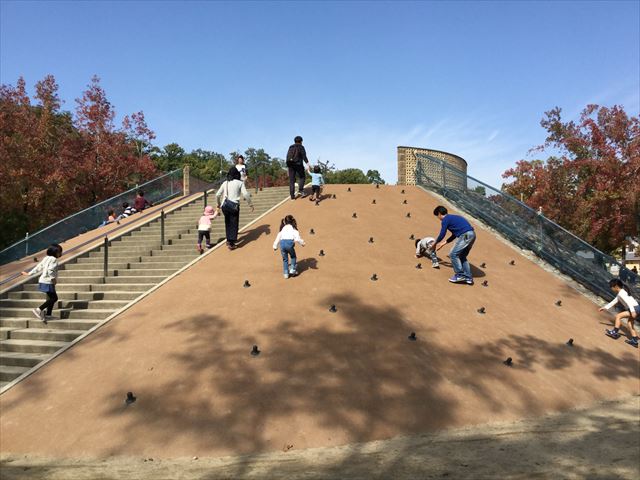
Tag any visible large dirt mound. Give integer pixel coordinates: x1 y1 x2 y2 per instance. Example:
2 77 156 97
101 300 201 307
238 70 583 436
1 185 638 459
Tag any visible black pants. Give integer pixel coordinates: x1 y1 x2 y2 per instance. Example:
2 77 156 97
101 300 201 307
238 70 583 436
288 164 306 199
222 203 240 244
197 231 211 247
39 290 58 316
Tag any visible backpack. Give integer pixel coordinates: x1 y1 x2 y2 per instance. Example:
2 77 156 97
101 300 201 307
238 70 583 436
286 144 302 168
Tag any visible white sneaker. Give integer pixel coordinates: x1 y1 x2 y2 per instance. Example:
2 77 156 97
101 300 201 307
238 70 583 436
31 308 45 322
283 273 289 279
432 263 440 269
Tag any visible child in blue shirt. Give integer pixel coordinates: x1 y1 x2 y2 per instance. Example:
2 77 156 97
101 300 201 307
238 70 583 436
307 165 324 202
433 205 476 285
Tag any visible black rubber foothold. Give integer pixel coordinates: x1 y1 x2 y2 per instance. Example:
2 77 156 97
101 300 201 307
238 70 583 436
482 280 489 287
33 257 39 262
348 187 351 192
369 237 374 243
409 234 415 240
310 229 315 235
480 262 487 268
477 306 486 314
403 199 407 205
329 304 337 313
352 213 357 218
509 260 516 266
125 391 136 405
315 201 320 206
251 345 260 356
406 212 411 218
332 194 336 199
408 332 417 341
566 338 574 346
371 273 378 281
243 280 251 288
372 199 376 204
503 357 513 367
401 189 405 194
319 250 325 257
416 263 422 269
555 300 562 307
376 184 380 189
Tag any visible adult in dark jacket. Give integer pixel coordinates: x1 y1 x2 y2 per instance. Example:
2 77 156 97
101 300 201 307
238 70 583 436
286 136 309 200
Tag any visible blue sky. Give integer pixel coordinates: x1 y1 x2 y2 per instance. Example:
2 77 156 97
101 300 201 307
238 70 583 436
1 0 638 186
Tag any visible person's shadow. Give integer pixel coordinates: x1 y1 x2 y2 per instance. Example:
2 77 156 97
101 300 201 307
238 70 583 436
297 257 318 274
237 224 271 248
429 257 486 278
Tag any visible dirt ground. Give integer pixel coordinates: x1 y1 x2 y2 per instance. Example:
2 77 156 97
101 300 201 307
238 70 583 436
1 396 638 479
1 185 639 472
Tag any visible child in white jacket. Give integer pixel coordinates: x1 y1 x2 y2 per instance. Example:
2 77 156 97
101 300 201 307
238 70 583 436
600 278 639 348
273 215 305 279
21 244 62 323
415 236 440 268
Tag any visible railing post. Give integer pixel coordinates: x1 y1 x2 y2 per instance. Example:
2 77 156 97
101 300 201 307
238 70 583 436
203 190 208 208
103 237 109 278
183 165 190 196
25 232 29 257
161 210 165 246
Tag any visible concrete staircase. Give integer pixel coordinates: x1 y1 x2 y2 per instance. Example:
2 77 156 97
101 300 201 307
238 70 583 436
0 186 289 389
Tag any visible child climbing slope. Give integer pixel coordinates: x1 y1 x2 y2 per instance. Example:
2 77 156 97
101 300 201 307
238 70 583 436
273 215 305 279
600 278 639 348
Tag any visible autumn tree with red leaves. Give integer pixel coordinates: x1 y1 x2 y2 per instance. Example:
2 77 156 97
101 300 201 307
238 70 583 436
0 75 157 249
502 105 640 254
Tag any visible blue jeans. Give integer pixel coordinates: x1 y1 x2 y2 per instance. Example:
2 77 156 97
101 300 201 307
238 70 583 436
280 240 297 274
450 230 476 280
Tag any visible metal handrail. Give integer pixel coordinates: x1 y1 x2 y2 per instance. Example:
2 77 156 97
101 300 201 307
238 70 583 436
0 177 222 289
415 153 638 299
0 169 182 258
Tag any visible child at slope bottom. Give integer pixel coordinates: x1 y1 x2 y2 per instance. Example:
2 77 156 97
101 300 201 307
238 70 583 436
21 243 63 323
273 215 305 279
196 205 219 254
415 236 440 268
600 278 639 348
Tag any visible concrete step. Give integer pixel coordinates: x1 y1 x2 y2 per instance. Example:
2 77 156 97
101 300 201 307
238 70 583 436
0 365 31 382
22 283 94 292
1 339 68 354
0 327 15 340
105 276 166 284
112 268 177 277
0 308 113 321
63 299 129 310
75 291 141 301
8 291 78 301
0 351 50 367
0 319 28 329
9 328 86 342
88 283 154 292
56 276 105 284
26 319 99 330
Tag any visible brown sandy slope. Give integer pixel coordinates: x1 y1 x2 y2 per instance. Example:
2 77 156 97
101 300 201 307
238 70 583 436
0 185 638 460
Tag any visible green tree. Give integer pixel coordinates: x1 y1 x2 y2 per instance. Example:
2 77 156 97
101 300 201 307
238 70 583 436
325 168 369 184
366 169 385 184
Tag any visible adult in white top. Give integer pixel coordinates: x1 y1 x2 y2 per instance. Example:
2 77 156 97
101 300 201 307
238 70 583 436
235 155 248 183
600 278 639 347
216 167 253 250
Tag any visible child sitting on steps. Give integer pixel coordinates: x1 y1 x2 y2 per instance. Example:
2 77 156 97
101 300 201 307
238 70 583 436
601 278 639 348
273 215 305 279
